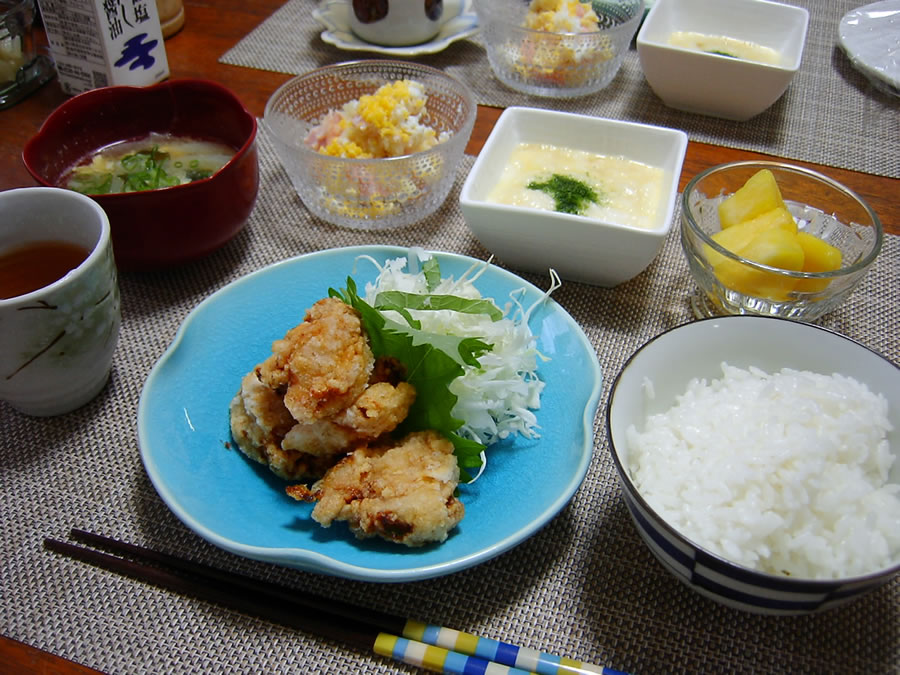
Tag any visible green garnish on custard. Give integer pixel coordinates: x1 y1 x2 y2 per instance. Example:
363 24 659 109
527 173 602 215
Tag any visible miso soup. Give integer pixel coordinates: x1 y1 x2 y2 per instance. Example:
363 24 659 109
63 133 236 195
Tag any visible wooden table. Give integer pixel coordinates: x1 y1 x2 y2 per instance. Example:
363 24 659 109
1 1 896 672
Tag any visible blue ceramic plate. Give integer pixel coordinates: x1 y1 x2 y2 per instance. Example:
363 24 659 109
138 246 601 581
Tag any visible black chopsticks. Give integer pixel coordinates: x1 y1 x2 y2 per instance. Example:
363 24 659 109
44 529 626 675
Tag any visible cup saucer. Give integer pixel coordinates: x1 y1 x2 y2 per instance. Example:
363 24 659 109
313 0 479 56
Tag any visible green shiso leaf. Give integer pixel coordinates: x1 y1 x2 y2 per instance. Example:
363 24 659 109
422 256 441 292
330 277 493 480
373 290 504 323
447 432 487 470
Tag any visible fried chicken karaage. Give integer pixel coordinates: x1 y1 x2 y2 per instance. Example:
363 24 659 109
228 295 465 546
229 370 336 479
287 431 464 546
255 297 374 423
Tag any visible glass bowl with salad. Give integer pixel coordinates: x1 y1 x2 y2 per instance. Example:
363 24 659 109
23 79 259 270
472 0 644 98
264 60 476 230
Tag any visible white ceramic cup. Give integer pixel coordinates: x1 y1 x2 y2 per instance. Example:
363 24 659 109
0 187 121 416
347 0 446 46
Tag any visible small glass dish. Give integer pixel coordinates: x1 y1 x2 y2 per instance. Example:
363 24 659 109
0 0 55 110
472 0 644 98
681 161 883 321
264 60 476 230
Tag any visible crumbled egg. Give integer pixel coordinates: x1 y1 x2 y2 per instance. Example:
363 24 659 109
514 0 611 87
302 79 450 219
305 79 449 160
524 0 600 33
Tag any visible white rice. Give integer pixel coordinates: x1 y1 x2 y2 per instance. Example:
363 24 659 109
626 363 900 580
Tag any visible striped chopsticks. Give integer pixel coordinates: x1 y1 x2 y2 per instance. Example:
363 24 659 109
44 529 627 675
376 619 621 674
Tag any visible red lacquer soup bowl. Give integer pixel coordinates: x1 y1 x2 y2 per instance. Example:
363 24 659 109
23 79 259 270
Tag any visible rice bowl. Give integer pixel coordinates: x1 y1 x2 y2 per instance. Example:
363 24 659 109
626 364 898 580
606 315 900 614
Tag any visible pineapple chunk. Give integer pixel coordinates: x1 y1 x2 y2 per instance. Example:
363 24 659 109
734 205 797 235
794 231 842 293
704 206 797 267
713 227 804 300
718 169 786 229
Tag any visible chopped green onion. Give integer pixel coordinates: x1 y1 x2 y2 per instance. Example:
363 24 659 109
185 168 214 182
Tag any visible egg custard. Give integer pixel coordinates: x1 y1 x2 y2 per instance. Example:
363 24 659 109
668 31 782 66
487 142 665 229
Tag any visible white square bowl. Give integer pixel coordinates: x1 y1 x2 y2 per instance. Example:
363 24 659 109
459 107 687 287
636 0 809 121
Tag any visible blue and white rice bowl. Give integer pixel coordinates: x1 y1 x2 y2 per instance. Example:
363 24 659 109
606 316 900 614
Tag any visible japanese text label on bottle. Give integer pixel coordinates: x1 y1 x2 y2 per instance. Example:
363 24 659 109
37 0 169 95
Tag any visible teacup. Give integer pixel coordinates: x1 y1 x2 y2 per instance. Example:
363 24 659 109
0 187 121 416
348 0 446 46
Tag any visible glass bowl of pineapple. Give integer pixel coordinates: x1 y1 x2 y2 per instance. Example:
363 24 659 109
681 161 883 321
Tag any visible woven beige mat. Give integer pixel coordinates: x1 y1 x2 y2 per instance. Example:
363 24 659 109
220 0 900 179
2 128 898 674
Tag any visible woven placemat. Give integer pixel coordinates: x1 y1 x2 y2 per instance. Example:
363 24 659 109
2 127 899 674
219 0 900 180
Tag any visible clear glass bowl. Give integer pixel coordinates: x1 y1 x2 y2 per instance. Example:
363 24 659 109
681 161 883 321
263 60 476 230
0 0 55 110
472 0 644 98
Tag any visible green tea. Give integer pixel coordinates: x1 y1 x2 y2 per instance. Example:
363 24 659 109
0 240 90 299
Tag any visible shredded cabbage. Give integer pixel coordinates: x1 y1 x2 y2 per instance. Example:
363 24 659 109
357 249 559 468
